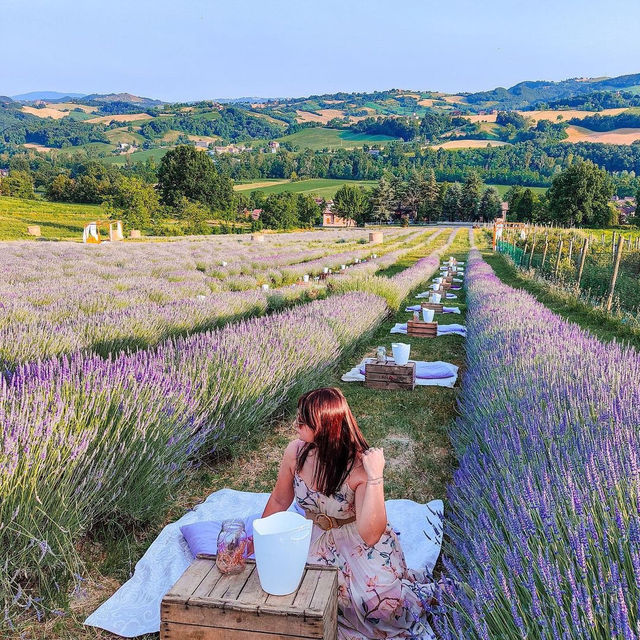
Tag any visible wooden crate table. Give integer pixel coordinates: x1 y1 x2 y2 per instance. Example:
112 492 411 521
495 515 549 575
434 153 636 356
364 360 416 390
407 320 438 338
441 282 452 290
161 558 338 640
421 302 444 313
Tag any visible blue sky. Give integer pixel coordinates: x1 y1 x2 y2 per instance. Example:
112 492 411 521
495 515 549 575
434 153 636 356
3 0 640 101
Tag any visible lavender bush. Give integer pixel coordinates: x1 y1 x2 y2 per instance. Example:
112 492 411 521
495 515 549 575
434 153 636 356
433 249 640 639
0 291 388 622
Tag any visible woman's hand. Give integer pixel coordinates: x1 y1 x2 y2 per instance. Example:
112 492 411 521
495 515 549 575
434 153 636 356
361 447 385 480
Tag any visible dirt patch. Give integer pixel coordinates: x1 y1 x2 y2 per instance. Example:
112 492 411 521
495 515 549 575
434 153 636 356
381 433 415 470
443 95 466 104
418 98 435 107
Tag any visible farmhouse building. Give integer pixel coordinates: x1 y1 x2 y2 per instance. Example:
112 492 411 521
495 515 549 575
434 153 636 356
243 208 262 221
320 200 355 227
268 141 280 153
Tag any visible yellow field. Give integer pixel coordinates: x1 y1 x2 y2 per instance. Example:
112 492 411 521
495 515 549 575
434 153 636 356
21 105 68 119
464 107 628 124
23 143 55 152
430 139 511 149
564 125 640 144
86 113 153 124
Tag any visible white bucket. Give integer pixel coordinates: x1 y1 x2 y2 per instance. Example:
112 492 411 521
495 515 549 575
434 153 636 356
430 293 442 303
340 264 346 270
221 261 228 267
431 283 439 291
323 267 329 274
261 284 270 290
391 342 410 366
434 277 443 284
303 274 309 282
422 308 435 323
253 511 312 595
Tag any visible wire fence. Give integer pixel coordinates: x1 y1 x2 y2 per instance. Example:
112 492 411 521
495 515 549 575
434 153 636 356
496 228 640 315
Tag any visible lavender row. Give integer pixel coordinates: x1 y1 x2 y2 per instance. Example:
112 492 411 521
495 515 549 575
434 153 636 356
0 231 424 369
0 291 388 622
433 249 640 639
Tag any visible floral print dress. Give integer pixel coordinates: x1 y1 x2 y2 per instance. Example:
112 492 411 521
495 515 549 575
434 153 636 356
293 472 435 640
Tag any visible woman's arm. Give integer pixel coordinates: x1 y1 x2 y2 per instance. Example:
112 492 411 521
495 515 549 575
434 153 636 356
354 447 387 547
260 440 299 518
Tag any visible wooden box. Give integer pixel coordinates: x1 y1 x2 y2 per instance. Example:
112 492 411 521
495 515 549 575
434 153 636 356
364 360 415 390
27 225 41 237
407 320 438 338
421 302 444 313
161 559 338 640
441 282 452 290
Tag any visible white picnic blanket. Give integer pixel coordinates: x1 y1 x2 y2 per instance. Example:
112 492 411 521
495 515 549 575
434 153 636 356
341 357 458 388
391 323 466 337
405 305 460 314
85 489 444 638
415 291 457 300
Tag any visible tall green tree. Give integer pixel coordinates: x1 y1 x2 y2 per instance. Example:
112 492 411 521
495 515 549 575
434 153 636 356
157 145 233 212
461 172 483 220
442 182 463 221
478 187 502 222
370 175 395 223
104 176 160 230
418 169 441 222
332 184 369 225
402 170 427 220
547 161 614 226
296 193 322 227
0 170 35 199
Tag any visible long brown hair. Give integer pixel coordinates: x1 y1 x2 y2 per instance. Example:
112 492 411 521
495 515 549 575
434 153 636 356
296 387 369 496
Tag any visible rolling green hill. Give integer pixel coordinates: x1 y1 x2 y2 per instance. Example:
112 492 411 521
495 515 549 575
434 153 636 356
275 128 399 150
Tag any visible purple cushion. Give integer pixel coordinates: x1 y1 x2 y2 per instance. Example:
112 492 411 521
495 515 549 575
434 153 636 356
180 521 220 557
415 363 455 379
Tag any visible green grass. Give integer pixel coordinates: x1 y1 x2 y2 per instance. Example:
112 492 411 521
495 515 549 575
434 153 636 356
488 184 548 197
0 196 103 240
234 178 378 199
274 127 400 151
103 146 174 165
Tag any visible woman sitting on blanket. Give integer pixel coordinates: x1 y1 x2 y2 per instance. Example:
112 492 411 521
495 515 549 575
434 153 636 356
262 387 434 640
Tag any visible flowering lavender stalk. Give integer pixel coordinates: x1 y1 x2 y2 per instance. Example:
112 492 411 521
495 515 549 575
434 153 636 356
432 248 640 639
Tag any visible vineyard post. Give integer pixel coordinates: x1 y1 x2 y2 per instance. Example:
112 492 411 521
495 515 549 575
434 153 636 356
612 232 616 258
521 242 528 267
568 235 574 267
606 235 624 312
576 238 588 288
527 234 537 270
541 234 549 270
554 240 563 278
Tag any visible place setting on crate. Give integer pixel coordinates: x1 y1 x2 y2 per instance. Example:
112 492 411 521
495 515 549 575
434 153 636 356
341 344 459 388
406 307 438 338
162 511 338 640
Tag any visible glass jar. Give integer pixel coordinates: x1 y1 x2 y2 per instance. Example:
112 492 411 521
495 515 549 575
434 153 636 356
216 519 247 575
376 346 387 363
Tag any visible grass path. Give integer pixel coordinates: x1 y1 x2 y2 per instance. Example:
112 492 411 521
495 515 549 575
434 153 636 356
23 230 470 640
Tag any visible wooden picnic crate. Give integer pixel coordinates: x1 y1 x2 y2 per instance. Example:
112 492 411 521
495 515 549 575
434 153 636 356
161 559 338 640
441 282 452 290
407 320 438 338
364 360 415 390
421 302 444 313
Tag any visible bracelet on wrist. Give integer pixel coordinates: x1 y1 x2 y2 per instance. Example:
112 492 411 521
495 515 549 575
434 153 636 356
366 476 384 485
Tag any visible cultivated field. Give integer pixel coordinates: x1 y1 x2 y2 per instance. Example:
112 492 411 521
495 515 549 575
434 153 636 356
564 124 640 144
463 107 628 124
232 177 378 198
430 139 511 149
85 113 154 124
275 127 399 150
